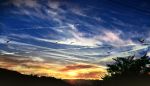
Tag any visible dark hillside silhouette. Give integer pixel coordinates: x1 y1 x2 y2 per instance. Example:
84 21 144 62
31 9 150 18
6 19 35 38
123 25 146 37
0 68 102 86
0 68 71 86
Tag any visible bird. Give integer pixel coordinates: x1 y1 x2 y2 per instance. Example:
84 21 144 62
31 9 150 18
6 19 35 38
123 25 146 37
107 51 111 54
138 38 145 43
107 46 113 54
4 39 12 48
6 40 10 43
70 42 74 44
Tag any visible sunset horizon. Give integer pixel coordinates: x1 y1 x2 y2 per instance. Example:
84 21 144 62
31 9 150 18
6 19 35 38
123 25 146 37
0 0 150 84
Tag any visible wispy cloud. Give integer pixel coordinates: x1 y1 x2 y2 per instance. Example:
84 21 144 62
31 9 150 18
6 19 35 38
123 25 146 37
94 30 135 46
97 44 149 63
9 0 40 8
48 0 60 10
1 0 150 80
0 56 106 79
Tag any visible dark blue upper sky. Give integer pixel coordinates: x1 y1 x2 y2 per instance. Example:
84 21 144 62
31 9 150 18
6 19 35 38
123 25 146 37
0 0 150 66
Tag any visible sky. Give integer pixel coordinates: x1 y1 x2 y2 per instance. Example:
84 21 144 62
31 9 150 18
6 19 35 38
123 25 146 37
0 0 150 80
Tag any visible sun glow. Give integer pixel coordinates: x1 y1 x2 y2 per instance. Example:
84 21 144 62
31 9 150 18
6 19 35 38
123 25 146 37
67 71 78 77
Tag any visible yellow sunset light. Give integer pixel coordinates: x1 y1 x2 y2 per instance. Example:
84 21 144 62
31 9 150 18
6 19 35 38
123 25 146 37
67 71 78 77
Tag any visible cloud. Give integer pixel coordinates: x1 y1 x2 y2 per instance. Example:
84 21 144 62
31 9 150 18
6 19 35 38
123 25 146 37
8 23 135 48
97 44 149 63
148 52 150 56
0 55 106 80
76 71 105 80
70 6 88 17
60 64 98 71
29 56 45 62
51 23 102 47
111 17 134 27
0 50 16 55
9 24 102 47
7 0 66 22
94 30 135 46
48 0 60 10
59 28 135 47
10 0 40 8
0 35 96 64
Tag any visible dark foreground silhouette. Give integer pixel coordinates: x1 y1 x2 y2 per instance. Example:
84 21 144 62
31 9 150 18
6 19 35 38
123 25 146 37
0 68 70 86
0 68 102 86
102 54 150 86
1 68 150 86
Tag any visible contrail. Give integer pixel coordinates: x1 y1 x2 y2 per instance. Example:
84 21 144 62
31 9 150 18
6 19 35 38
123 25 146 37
96 44 150 63
7 26 70 30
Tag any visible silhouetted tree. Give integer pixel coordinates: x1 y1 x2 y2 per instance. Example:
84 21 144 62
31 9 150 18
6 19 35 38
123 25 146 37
103 54 150 80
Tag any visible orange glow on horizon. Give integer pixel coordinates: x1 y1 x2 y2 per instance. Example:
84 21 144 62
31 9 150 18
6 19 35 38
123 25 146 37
67 71 78 77
0 57 107 80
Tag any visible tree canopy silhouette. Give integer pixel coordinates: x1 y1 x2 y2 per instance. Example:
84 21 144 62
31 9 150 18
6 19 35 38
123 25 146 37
103 54 150 80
